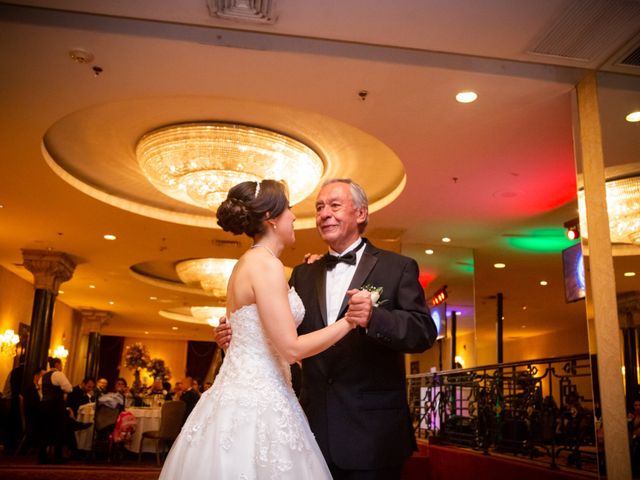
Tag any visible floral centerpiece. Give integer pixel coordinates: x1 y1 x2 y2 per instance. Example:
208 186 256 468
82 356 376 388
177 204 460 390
124 342 151 393
147 357 171 382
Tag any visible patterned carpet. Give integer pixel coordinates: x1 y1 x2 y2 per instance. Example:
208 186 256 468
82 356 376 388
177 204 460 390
0 464 161 480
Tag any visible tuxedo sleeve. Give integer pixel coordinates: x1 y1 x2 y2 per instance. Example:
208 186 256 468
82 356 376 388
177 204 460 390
365 258 437 353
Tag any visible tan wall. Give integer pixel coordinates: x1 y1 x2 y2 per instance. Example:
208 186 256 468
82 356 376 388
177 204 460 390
119 336 187 388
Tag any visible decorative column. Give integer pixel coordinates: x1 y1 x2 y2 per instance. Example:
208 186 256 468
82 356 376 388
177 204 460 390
618 292 640 409
21 249 75 393
79 309 111 381
576 72 631 479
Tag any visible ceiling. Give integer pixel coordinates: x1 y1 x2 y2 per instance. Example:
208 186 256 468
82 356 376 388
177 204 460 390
1 0 639 345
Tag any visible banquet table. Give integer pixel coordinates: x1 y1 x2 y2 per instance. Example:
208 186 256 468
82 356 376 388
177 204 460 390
74 403 162 453
75 402 95 451
125 406 162 453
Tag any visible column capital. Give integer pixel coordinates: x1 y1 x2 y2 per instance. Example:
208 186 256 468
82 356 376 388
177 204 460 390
79 309 112 334
21 249 76 293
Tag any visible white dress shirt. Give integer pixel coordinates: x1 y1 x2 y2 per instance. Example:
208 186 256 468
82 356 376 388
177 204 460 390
51 370 73 393
325 238 365 325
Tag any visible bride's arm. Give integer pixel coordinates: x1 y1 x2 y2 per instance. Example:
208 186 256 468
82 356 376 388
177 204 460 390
254 256 355 364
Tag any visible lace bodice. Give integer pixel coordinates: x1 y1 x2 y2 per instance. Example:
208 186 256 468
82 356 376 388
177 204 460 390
167 287 331 479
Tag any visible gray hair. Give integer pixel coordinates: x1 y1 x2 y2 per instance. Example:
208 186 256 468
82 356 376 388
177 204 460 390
321 178 369 232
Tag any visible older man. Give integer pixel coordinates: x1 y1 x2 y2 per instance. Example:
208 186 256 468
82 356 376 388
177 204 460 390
217 178 437 479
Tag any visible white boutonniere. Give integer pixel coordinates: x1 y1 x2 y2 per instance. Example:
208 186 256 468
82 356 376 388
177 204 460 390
360 284 388 307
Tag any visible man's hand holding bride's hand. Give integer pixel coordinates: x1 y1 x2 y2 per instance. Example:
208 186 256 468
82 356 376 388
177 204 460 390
345 289 374 328
214 316 232 352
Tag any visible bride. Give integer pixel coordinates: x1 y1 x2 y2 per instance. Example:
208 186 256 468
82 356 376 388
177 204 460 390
159 180 355 479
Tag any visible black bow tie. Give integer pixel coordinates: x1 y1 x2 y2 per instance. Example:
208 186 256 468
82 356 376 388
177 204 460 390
325 240 365 271
326 251 357 270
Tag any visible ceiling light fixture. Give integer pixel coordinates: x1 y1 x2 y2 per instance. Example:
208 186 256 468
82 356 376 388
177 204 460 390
455 91 478 103
441 237 451 243
103 234 117 240
540 280 548 286
191 306 227 327
578 174 640 244
425 249 434 255
626 111 640 123
494 263 506 269
176 258 238 298
137 123 324 210
624 272 636 277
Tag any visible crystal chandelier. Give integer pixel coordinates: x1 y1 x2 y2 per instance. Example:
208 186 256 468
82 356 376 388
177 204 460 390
578 175 640 244
0 329 19 357
175 258 238 298
137 123 324 210
190 306 227 327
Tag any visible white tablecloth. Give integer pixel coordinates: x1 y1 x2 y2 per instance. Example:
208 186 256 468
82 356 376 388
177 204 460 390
125 406 161 453
74 403 162 453
75 402 95 451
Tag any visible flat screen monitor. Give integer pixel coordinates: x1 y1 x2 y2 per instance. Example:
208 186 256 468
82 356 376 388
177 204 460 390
562 242 586 303
430 302 447 339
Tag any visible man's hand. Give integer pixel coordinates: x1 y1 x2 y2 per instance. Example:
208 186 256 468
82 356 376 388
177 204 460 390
345 289 374 328
214 316 232 351
303 253 323 264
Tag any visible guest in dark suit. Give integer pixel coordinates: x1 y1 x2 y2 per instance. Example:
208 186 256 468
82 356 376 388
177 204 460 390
66 376 95 417
22 367 45 452
217 179 437 479
179 376 200 423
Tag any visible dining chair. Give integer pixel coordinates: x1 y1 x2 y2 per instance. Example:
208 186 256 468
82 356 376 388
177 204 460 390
138 400 186 465
91 403 120 461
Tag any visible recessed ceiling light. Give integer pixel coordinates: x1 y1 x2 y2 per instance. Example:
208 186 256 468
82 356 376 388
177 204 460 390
494 263 506 269
149 296 158 300
626 111 640 123
522 305 527 310
58 290 64 295
539 280 548 286
108 300 114 305
456 311 462 316
144 331 149 335
89 284 96 289
521 325 526 329
624 272 636 277
456 91 478 103
171 326 178 330
0 204 4 209
103 234 117 240
441 237 451 243
425 249 434 255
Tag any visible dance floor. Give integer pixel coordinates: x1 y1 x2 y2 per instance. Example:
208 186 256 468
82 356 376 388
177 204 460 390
0 442 597 480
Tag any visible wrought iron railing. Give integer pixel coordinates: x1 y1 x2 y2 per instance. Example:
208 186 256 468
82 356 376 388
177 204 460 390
407 354 600 472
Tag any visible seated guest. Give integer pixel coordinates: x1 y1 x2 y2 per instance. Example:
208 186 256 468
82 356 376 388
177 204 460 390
203 381 212 392
166 381 182 401
95 378 108 399
39 357 72 464
66 377 95 417
192 378 202 395
179 376 200 423
149 378 167 396
98 377 128 410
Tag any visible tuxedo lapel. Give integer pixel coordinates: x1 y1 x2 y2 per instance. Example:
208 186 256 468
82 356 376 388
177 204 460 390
315 258 329 326
337 248 378 319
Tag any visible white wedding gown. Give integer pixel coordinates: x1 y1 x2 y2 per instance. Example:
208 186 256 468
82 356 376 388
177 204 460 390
159 287 332 479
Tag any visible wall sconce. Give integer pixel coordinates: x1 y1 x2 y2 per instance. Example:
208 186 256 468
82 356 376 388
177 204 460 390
52 345 69 359
0 329 20 357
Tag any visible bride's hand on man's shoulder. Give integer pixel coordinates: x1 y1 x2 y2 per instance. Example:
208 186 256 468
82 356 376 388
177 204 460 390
303 252 323 264
214 316 232 351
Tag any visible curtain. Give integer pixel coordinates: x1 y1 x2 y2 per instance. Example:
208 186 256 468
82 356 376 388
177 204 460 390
98 335 124 390
186 341 217 384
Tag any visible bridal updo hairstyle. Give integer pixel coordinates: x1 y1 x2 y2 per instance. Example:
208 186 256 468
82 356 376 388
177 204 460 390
217 180 288 237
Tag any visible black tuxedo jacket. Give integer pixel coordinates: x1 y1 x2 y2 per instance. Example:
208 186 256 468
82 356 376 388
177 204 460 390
290 240 437 470
67 385 94 416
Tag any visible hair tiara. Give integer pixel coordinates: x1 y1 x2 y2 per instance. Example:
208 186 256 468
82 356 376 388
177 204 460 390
254 181 261 199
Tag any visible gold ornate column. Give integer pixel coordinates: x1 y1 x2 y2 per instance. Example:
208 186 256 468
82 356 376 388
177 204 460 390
21 249 75 393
